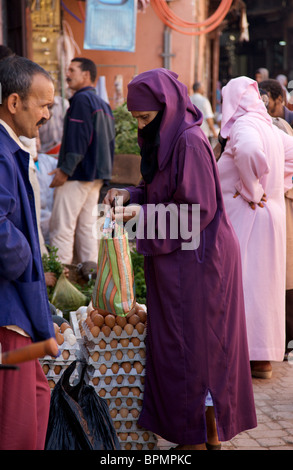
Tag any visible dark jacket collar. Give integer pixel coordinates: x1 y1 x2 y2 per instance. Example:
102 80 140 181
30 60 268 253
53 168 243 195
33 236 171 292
69 86 96 103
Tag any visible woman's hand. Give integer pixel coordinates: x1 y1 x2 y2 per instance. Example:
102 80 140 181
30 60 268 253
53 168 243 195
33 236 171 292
114 204 141 223
233 191 267 210
103 188 130 207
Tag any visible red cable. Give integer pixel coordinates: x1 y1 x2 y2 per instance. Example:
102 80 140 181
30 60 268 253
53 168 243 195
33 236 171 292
151 0 234 35
159 0 231 28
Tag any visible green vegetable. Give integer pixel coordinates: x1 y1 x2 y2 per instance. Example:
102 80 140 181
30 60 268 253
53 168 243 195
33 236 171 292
113 103 140 155
131 248 146 305
42 245 64 300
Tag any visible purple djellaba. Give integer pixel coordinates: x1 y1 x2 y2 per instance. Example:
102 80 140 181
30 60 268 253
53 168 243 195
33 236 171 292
104 68 257 449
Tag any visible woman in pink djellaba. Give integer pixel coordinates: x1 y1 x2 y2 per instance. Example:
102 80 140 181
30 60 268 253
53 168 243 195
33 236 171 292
218 76 293 378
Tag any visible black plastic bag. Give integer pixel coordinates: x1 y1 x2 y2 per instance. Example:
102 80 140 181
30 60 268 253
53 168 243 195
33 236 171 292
45 360 120 450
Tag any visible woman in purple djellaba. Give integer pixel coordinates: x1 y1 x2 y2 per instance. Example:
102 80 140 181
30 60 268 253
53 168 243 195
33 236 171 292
104 68 257 450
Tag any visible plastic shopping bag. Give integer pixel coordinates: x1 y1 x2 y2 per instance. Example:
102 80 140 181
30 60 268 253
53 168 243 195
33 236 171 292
92 216 136 317
45 361 120 450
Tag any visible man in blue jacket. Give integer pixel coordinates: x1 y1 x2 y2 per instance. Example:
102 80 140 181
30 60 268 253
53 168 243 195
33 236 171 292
49 57 115 264
0 56 57 449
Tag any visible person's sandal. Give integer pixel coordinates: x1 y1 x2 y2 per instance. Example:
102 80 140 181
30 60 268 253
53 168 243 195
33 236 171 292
250 361 272 379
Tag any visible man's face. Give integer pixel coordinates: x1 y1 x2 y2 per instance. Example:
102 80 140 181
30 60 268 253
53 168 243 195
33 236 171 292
131 110 159 130
12 74 54 138
266 91 283 117
66 61 87 91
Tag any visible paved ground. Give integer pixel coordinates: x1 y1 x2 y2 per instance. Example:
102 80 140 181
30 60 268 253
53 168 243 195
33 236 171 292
157 359 293 450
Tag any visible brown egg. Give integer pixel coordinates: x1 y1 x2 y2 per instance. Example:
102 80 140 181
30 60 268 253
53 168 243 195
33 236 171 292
116 349 123 360
99 364 107 374
42 364 49 374
99 389 106 397
120 408 129 418
130 432 139 440
120 338 129 347
92 377 99 386
105 314 116 328
114 421 121 429
122 362 132 373
60 322 70 333
110 408 118 418
135 322 145 335
85 317 94 328
120 386 129 396
54 365 62 375
116 315 127 327
125 443 132 450
130 408 139 418
111 362 119 374
116 375 123 384
53 322 60 333
91 351 100 361
48 379 55 389
62 350 70 360
126 397 133 406
142 431 149 441
110 387 118 396
104 376 112 385
101 325 111 337
136 443 143 450
91 326 100 337
115 398 122 406
131 387 141 397
55 332 64 345
131 337 140 347
118 433 128 441
137 309 147 323
124 323 134 336
99 339 107 349
104 351 112 361
134 361 143 374
148 443 155 450
113 325 122 336
127 349 135 359
92 313 104 328
127 313 140 326
110 338 118 348
128 375 135 384
125 421 132 429
139 348 146 358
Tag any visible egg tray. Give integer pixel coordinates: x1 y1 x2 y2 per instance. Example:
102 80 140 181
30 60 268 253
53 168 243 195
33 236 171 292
81 320 146 348
86 372 145 398
69 311 83 344
107 400 158 450
117 429 158 451
86 379 144 401
81 343 145 368
119 441 157 451
41 340 80 364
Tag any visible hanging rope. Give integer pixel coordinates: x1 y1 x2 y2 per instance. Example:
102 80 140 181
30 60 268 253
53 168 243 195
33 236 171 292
150 0 234 35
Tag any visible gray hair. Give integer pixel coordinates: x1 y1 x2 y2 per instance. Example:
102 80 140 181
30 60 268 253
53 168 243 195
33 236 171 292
0 55 53 103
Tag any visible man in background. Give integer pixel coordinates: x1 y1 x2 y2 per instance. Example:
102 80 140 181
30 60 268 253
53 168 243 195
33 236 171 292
49 57 115 264
260 78 293 127
190 81 218 142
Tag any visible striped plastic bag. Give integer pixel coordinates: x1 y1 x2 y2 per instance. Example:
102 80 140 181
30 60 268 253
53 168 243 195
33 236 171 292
92 215 136 317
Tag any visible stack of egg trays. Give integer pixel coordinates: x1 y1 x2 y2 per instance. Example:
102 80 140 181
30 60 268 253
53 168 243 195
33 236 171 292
39 327 81 391
80 317 158 451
